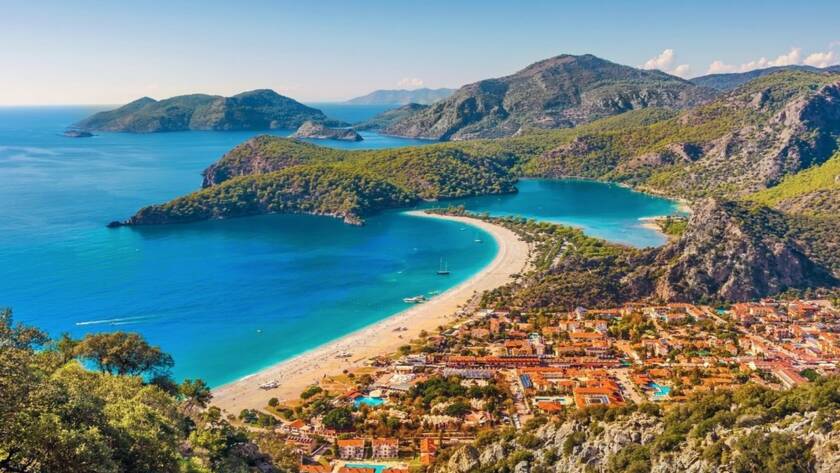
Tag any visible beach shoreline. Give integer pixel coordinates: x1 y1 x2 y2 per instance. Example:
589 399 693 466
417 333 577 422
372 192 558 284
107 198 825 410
210 211 530 415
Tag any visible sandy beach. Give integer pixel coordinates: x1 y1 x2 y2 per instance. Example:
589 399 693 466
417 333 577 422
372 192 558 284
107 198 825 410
211 211 530 415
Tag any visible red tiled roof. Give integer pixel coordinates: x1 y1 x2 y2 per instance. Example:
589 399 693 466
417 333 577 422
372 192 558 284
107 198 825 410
300 465 331 473
420 438 438 453
372 437 398 447
337 438 366 447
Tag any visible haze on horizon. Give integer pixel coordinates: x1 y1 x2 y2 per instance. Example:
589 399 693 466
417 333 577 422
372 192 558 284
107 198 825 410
2 0 839 106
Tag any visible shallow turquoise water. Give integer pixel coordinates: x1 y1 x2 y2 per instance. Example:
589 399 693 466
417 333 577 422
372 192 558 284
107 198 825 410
429 178 681 247
0 106 678 386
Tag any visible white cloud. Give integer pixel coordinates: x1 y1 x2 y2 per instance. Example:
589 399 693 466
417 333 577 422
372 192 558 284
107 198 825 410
672 64 691 77
705 47 839 74
641 49 691 78
397 77 424 89
642 49 676 70
769 47 802 66
707 60 737 75
804 50 836 68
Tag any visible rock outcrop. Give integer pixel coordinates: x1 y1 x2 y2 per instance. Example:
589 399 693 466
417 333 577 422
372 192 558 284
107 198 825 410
625 198 837 302
290 121 363 141
62 129 94 138
201 136 346 187
437 410 840 473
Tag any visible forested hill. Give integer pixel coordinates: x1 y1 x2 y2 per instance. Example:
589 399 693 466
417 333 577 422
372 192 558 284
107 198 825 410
121 137 519 226
74 89 330 133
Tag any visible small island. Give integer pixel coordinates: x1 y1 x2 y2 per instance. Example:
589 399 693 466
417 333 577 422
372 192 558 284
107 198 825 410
291 121 363 142
72 89 332 133
63 129 94 138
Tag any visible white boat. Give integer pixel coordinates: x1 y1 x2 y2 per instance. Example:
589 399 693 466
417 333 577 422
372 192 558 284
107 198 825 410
336 351 352 358
259 380 279 390
403 295 427 303
436 257 450 275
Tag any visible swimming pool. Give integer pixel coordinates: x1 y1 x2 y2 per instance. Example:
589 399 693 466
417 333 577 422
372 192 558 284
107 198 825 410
346 464 386 473
650 382 671 399
354 396 385 407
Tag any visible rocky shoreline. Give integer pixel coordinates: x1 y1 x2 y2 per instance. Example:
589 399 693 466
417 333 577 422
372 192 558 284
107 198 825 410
291 121 363 141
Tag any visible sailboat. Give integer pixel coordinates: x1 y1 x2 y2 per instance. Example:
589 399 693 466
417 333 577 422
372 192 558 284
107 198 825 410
437 257 450 275
474 232 483 243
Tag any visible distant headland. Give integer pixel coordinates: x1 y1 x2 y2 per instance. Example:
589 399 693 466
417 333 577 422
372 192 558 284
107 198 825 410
73 89 335 133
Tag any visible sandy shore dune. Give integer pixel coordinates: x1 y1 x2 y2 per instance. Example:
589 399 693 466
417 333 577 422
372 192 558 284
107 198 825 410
211 211 530 415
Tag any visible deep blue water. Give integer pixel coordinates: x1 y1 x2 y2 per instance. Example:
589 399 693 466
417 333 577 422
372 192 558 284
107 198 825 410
307 102 395 124
0 106 678 386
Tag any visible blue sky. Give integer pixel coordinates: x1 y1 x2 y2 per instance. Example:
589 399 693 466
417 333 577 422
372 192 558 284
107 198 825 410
1 0 839 105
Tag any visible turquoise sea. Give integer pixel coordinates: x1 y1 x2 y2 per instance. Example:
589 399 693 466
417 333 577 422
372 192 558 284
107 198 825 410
0 106 678 386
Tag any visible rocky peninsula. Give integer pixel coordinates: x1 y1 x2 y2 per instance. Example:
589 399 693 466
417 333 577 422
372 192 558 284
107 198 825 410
291 121 363 141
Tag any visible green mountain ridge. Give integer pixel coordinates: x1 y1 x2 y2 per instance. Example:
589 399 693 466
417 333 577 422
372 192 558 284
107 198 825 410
690 64 840 91
345 88 456 105
383 54 717 140
528 70 840 198
74 89 331 133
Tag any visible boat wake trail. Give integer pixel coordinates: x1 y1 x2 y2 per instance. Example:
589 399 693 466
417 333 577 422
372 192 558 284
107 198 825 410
75 315 155 326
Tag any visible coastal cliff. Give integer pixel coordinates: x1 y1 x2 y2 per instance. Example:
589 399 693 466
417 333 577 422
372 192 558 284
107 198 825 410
74 89 330 133
290 121 363 141
625 199 838 302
